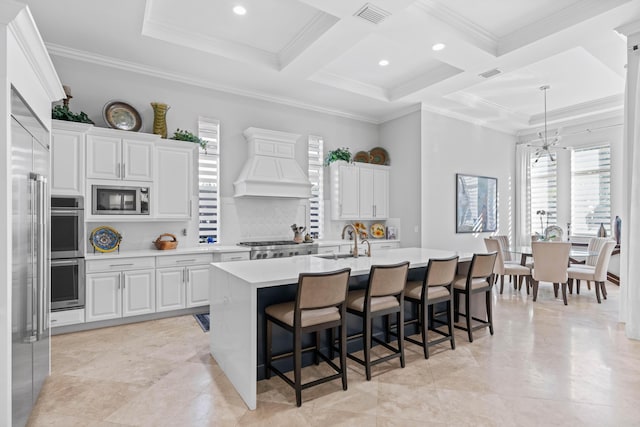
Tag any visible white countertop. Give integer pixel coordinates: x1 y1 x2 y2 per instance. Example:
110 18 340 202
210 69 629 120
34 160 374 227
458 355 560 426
84 245 250 260
316 239 400 246
211 247 471 288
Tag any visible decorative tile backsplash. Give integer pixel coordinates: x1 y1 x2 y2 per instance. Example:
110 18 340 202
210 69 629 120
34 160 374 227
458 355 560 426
220 197 308 243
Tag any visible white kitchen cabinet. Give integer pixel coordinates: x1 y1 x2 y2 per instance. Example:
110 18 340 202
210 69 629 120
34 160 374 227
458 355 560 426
156 253 213 311
50 309 85 328
51 121 89 196
85 257 156 322
317 245 340 254
86 129 155 181
154 141 196 219
330 161 389 220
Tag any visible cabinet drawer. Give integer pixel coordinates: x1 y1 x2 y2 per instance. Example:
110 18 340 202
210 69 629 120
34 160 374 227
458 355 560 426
156 253 213 267
372 242 400 249
50 309 85 327
219 252 250 262
86 257 155 273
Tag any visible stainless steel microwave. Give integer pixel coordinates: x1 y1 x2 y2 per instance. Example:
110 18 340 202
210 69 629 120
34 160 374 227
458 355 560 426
91 185 150 215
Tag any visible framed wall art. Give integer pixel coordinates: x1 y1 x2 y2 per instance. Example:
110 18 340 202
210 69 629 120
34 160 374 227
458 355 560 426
456 173 498 233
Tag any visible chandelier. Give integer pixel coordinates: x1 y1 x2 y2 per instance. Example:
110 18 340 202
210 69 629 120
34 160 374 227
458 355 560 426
530 85 561 164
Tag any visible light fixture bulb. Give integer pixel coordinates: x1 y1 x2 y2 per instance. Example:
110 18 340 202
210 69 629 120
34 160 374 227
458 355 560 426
378 59 389 67
432 43 446 51
233 5 247 15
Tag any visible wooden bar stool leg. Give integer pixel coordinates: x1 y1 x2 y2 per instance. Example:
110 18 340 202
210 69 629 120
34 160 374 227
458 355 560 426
294 330 302 407
486 289 494 335
465 293 473 342
265 319 272 379
340 322 347 391
447 298 455 350
329 327 335 360
421 302 429 359
595 280 602 303
398 309 405 368
601 281 608 299
561 282 568 305
314 331 321 365
568 278 573 294
364 314 372 381
454 291 460 322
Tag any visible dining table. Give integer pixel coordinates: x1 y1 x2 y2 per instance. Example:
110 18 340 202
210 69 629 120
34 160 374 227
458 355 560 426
509 245 596 266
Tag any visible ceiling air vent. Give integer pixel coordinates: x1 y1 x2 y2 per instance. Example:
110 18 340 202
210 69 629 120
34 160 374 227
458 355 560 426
479 68 502 79
354 3 391 25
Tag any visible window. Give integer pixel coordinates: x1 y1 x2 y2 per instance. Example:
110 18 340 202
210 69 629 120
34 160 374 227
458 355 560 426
198 118 219 243
571 145 611 236
308 135 324 238
529 152 557 236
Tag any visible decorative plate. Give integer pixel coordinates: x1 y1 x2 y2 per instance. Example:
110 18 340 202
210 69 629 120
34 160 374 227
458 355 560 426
353 151 371 163
103 101 142 132
369 147 389 165
90 226 122 253
370 223 385 239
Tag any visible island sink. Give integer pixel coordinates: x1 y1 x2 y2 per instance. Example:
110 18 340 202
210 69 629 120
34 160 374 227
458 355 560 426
314 253 367 260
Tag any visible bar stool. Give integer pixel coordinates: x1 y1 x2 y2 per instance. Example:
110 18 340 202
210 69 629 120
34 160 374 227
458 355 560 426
403 256 458 359
265 268 351 407
453 252 497 342
346 262 410 380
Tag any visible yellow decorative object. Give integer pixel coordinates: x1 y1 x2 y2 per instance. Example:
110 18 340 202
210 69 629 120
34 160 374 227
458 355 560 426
90 226 122 253
151 102 170 138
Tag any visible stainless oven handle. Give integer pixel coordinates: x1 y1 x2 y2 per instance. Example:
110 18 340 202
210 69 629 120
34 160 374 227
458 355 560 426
51 259 81 266
51 209 83 215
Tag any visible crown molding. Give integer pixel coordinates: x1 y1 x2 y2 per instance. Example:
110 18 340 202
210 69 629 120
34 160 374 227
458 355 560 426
379 103 422 123
615 19 640 37
414 0 498 55
310 70 388 101
46 43 380 124
141 17 278 70
389 63 464 101
498 0 631 55
528 94 624 126
278 11 339 71
7 5 64 102
420 103 516 135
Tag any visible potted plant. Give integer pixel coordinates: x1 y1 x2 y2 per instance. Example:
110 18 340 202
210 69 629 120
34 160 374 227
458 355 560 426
170 128 208 151
51 105 94 124
324 147 351 166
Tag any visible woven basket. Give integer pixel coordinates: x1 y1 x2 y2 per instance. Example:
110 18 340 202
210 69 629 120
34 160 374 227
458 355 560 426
154 233 178 250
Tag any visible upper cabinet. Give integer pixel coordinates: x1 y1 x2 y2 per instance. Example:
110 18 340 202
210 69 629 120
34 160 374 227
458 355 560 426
51 121 91 196
154 141 196 219
86 128 156 182
330 161 389 220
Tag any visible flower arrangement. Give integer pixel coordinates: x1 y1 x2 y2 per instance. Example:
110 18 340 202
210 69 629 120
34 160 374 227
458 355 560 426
536 209 548 234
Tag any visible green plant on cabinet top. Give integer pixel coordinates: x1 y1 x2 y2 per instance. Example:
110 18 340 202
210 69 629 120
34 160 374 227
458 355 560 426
51 105 94 124
170 128 207 151
324 147 351 166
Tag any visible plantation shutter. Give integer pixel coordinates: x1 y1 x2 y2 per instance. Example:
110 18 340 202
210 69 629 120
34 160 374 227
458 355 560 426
529 152 558 236
198 118 219 243
571 145 611 236
308 136 324 238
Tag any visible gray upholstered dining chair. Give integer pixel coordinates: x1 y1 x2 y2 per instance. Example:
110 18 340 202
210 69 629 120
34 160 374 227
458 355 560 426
572 237 613 293
530 242 571 305
484 239 531 294
567 240 616 303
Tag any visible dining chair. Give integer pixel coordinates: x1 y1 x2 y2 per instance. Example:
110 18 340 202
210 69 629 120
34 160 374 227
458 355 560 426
453 252 497 342
265 268 351 407
530 242 571 305
567 240 616 303
484 239 531 294
403 256 458 359
569 237 611 293
490 235 520 286
346 262 409 380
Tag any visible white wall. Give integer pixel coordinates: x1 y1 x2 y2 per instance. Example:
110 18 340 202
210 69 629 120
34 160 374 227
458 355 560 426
50 57 380 244
379 110 422 247
420 109 516 253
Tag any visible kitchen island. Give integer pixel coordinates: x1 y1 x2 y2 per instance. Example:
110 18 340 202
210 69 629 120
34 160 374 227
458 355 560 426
209 247 472 409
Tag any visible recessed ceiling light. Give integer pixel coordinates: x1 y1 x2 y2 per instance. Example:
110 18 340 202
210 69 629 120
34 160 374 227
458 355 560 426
378 59 389 67
233 5 247 15
432 43 446 51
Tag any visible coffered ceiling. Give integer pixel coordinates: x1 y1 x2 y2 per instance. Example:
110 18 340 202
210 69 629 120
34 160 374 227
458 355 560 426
21 0 640 132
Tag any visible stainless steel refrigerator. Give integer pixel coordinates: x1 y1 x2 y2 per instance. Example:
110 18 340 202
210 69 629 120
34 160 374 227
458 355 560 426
11 87 50 427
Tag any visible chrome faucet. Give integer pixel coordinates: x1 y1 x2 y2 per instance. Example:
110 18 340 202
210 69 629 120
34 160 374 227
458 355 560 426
361 239 371 257
341 224 358 257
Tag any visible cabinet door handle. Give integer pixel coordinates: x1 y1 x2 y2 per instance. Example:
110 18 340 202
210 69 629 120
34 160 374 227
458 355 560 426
189 201 192 217
122 272 125 289
176 259 196 263
110 263 134 267
186 268 189 285
227 256 244 261
116 162 120 178
181 268 185 284
121 163 125 179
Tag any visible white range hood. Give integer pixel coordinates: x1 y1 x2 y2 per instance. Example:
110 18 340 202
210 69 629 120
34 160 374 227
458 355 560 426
233 127 312 198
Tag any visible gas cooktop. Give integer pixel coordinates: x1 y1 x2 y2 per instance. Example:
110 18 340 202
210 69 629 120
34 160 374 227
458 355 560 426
237 240 318 259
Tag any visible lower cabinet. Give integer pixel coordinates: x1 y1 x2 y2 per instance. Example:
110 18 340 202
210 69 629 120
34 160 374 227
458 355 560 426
85 268 155 322
156 254 213 311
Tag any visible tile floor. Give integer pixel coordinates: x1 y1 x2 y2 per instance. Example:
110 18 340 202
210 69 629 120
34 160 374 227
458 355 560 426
28 282 640 426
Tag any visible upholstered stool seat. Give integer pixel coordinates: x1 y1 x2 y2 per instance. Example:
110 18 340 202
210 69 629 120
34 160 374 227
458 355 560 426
403 256 458 359
265 268 351 407
345 262 410 380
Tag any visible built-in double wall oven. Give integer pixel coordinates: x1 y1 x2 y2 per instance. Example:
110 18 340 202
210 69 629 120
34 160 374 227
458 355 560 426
50 196 85 311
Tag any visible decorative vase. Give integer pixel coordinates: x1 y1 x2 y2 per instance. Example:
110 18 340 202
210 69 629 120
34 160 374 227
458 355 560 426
614 216 622 244
598 222 607 238
150 102 170 138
